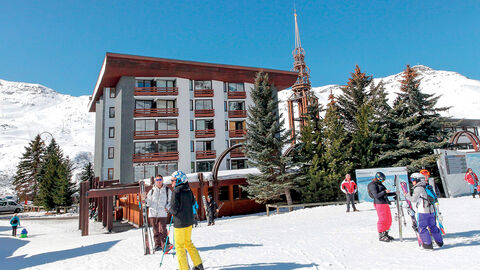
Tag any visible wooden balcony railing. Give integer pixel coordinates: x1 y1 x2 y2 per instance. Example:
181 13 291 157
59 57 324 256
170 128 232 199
228 110 247 118
134 87 178 96
230 148 245 158
229 129 246 138
134 108 179 117
195 129 215 138
134 130 179 140
196 150 217 160
194 109 215 117
132 152 179 163
194 89 214 97
227 91 247 99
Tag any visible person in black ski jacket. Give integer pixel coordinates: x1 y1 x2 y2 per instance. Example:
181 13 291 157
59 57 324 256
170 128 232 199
367 172 396 242
169 171 204 270
206 194 219 226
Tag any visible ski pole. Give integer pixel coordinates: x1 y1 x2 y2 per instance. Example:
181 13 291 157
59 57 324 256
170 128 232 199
160 215 174 268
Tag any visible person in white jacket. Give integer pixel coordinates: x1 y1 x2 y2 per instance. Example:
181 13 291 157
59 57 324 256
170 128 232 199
145 174 173 252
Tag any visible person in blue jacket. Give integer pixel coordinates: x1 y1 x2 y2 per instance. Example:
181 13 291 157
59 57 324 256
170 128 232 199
10 213 20 237
193 200 199 227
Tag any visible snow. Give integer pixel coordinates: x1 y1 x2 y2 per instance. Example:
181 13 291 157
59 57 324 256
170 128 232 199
1 196 479 269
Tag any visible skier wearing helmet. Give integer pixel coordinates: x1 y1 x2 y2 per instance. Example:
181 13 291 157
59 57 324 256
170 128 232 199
405 173 444 249
367 172 396 242
168 171 204 270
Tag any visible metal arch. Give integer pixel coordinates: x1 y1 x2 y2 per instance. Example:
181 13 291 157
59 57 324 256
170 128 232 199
212 143 244 182
449 130 480 151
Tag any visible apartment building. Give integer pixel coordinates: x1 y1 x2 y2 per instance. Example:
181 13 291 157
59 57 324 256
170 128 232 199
88 53 297 183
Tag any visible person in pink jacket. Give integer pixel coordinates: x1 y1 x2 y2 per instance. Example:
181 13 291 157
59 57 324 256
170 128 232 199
464 168 479 198
340 174 358 212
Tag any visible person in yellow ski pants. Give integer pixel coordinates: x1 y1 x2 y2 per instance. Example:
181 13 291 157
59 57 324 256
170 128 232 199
174 225 202 270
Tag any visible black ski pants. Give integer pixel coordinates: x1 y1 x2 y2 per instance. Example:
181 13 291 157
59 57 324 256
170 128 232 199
12 226 17 236
346 193 357 211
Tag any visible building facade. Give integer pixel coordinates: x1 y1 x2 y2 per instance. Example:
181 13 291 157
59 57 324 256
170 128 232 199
89 53 297 183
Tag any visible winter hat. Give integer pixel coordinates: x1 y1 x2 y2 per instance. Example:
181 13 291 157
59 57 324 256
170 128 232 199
171 171 187 186
420 169 430 177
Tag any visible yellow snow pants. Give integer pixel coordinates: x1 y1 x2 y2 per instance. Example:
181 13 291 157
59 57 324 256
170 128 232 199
174 225 202 270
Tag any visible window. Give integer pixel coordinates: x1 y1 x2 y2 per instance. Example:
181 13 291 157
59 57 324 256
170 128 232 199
191 141 194 152
158 119 177 130
190 80 193 91
226 158 231 170
196 119 214 130
135 119 155 132
225 120 228 131
109 107 115 118
134 165 155 181
194 80 212 90
109 127 115 138
196 141 214 151
195 100 213 110
233 185 241 200
135 100 153 109
190 120 194 131
223 82 227 92
230 121 245 131
134 141 156 154
190 100 193 111
108 147 114 159
219 186 230 201
196 161 214 172
158 141 178 152
108 168 114 180
157 80 175 88
224 101 227 112
191 162 195 173
109 88 116 98
228 101 245 111
136 80 154 88
157 99 176 109
158 163 178 176
228 83 244 92
231 159 247 170
230 139 245 146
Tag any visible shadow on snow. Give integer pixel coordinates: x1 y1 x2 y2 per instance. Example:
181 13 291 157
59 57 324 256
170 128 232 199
211 262 319 269
440 229 480 250
0 236 120 270
197 243 262 252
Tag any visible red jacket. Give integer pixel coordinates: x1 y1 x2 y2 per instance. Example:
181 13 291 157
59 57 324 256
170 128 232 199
340 179 357 194
465 172 479 185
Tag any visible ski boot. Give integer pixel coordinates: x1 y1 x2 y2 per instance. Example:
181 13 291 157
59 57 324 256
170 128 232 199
435 241 444 247
422 243 433 250
193 263 204 270
385 230 395 241
379 232 391 242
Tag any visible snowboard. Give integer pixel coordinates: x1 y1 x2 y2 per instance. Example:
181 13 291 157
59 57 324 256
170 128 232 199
400 181 422 246
394 176 406 241
139 180 152 255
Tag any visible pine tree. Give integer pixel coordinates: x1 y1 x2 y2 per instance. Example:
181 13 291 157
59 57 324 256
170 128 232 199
351 103 377 169
337 65 373 132
12 134 45 201
38 139 63 210
80 162 95 189
56 157 76 206
381 65 450 173
244 72 295 205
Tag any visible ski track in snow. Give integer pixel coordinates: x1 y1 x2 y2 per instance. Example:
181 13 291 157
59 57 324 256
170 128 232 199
1 196 479 269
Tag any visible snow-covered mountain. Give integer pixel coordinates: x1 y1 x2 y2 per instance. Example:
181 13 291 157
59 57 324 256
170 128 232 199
278 65 480 124
0 79 94 195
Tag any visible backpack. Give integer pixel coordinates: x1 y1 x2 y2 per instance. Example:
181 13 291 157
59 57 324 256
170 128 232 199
425 184 438 204
12 218 18 225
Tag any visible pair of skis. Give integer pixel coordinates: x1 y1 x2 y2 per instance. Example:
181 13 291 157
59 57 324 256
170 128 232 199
393 176 406 241
139 180 154 255
400 181 422 246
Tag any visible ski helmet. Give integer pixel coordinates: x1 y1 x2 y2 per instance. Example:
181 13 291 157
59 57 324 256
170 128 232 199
171 170 187 186
375 172 386 182
420 169 430 177
410 172 424 182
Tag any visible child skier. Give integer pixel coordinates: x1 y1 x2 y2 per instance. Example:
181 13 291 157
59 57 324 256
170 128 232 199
464 168 479 198
406 173 444 249
340 174 358 212
206 194 219 226
10 213 20 237
367 172 396 242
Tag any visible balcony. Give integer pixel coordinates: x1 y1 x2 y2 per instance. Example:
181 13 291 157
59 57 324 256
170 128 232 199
230 148 245 158
194 109 215 117
227 91 246 99
132 152 179 163
134 130 179 140
195 129 215 138
229 129 246 138
134 108 179 117
194 89 214 97
196 150 216 160
134 87 178 96
228 110 247 118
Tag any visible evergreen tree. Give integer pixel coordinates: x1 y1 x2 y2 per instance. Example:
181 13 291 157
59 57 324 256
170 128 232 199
337 65 373 132
244 72 295 205
12 134 45 201
80 162 95 189
55 157 76 206
38 139 63 210
381 65 450 173
350 104 377 169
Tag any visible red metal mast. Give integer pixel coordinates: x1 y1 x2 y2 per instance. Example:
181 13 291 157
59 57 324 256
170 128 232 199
287 10 316 143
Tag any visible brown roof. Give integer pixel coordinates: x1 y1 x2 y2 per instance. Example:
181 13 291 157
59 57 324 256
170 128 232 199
88 53 298 112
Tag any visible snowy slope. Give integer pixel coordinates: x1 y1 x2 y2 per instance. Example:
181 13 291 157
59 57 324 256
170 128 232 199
0 79 94 195
278 65 480 126
0 196 478 269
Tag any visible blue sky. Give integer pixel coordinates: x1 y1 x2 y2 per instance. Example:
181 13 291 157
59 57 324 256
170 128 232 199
1 1 479 96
